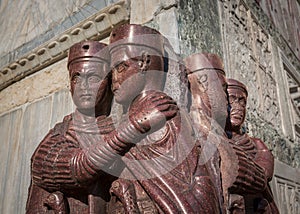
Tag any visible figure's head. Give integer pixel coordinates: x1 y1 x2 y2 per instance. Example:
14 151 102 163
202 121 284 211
68 41 113 116
184 53 228 127
109 24 166 106
226 78 248 131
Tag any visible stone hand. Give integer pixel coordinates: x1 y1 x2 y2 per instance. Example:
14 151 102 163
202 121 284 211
129 91 179 133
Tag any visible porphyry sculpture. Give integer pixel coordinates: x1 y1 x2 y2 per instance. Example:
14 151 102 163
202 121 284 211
107 23 220 214
26 23 278 214
26 41 116 213
225 78 279 214
184 53 229 213
26 40 177 213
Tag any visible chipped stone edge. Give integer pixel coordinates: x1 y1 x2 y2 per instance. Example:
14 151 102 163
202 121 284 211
0 0 129 91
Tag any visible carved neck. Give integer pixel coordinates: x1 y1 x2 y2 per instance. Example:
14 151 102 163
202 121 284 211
73 109 97 123
229 126 244 138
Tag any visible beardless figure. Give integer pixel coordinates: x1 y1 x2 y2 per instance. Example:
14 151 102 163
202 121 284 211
26 41 174 214
107 24 220 214
26 41 114 213
225 78 279 214
184 53 229 213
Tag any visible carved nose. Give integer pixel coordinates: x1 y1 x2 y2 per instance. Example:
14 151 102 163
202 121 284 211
80 79 89 89
112 81 120 92
111 70 120 92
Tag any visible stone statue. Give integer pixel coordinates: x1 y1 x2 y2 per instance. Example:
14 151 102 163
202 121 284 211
26 41 114 213
225 78 279 214
26 24 278 214
26 40 178 213
107 24 220 213
184 53 229 213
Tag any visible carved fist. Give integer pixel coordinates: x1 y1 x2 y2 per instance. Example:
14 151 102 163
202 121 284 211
129 91 179 134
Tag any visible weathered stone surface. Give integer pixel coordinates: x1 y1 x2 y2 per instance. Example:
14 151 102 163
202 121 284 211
0 0 121 65
242 0 300 72
178 0 223 57
255 0 300 60
0 90 74 213
18 96 53 213
0 59 69 115
0 0 90 60
143 7 185 106
0 0 130 91
0 109 22 214
0 1 299 213
50 89 74 128
245 111 300 167
270 160 300 214
130 0 177 24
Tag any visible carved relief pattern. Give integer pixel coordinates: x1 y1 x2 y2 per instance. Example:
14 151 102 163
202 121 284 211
221 0 280 129
222 0 257 113
285 70 300 141
273 176 300 214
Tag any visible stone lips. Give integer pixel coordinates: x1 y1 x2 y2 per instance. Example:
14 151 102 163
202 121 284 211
184 52 225 75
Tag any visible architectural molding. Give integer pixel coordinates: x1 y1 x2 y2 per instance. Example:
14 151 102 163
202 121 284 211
0 0 129 91
271 160 300 214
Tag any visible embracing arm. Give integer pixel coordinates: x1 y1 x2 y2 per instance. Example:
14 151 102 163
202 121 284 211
32 92 178 191
31 123 142 191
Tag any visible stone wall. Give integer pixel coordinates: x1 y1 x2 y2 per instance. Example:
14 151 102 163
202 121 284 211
0 0 299 213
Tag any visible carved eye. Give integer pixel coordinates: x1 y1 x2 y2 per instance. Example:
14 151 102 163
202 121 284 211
88 75 101 83
71 74 81 83
229 95 237 104
239 98 246 107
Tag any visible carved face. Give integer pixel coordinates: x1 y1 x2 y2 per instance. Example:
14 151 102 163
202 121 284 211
111 57 146 106
228 87 247 128
69 60 110 115
196 70 228 127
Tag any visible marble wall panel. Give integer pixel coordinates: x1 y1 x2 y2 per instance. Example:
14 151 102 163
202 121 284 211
0 89 75 213
257 0 300 60
50 89 74 128
270 160 300 214
18 96 53 213
0 110 23 214
0 0 120 63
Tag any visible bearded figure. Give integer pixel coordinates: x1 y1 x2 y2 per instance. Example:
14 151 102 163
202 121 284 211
225 78 279 214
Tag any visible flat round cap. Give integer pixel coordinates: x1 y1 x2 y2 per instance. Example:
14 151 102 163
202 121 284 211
184 53 225 75
68 41 108 69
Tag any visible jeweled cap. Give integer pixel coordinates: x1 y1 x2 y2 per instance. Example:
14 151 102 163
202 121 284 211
227 78 248 97
184 53 225 75
67 41 108 69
